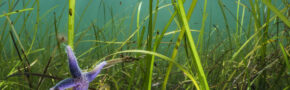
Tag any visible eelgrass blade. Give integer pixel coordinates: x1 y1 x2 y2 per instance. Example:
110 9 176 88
39 5 59 20
162 0 197 89
144 0 153 89
235 0 241 48
53 12 62 54
27 0 39 55
95 49 200 90
36 47 58 89
4 14 31 70
75 0 93 32
197 0 207 52
6 72 62 80
5 15 33 88
0 61 21 87
262 0 290 27
175 0 209 89
279 42 290 73
136 2 142 49
68 0 75 49
146 0 160 89
137 1 142 29
231 7 287 61
218 0 232 54
8 30 33 89
0 8 33 18
224 7 288 89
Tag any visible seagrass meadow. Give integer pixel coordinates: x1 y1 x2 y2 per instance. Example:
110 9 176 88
0 0 289 89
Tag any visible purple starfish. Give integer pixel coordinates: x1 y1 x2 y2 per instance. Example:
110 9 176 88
50 46 107 90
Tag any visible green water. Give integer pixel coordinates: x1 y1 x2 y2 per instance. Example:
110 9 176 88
0 0 289 89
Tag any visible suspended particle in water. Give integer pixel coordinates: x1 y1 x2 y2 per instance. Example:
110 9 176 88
57 34 67 43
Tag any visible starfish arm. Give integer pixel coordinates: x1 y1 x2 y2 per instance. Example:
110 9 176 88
73 84 89 90
66 46 82 78
50 78 77 90
85 61 107 82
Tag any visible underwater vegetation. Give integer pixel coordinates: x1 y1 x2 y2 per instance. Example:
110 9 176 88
0 0 289 90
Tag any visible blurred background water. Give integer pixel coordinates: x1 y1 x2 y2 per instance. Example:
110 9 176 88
0 0 288 89
0 0 285 50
